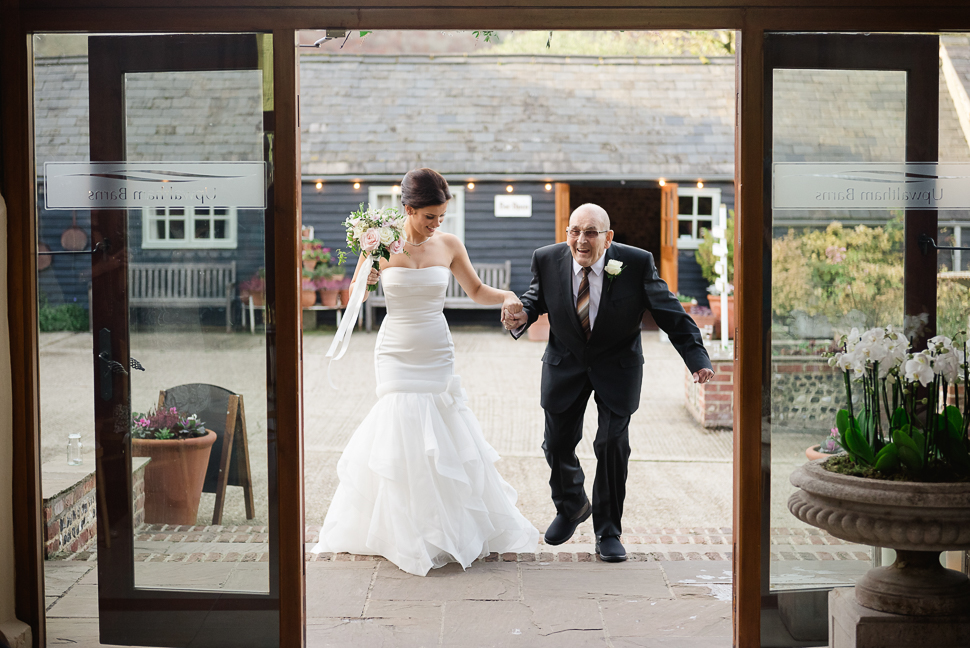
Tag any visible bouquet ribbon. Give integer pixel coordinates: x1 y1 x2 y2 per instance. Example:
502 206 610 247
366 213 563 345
325 255 373 388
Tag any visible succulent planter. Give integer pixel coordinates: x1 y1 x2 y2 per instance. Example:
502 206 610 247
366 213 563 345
789 460 970 616
131 430 216 526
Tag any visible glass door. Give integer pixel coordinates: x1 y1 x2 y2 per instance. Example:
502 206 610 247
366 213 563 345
34 32 280 647
761 33 941 646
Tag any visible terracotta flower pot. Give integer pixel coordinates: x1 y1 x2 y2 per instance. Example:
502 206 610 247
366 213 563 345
338 289 351 307
319 289 339 308
302 259 316 271
789 460 970 616
301 289 317 308
131 430 216 526
805 444 835 461
708 295 735 338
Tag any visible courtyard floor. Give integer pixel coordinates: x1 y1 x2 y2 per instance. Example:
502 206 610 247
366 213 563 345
39 326 865 647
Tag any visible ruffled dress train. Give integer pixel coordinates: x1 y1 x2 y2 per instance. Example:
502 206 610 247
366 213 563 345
312 266 539 576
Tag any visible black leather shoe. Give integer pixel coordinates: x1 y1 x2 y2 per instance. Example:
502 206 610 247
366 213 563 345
595 535 627 562
543 499 591 546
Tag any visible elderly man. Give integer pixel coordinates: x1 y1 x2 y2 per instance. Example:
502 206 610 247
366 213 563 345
505 203 714 562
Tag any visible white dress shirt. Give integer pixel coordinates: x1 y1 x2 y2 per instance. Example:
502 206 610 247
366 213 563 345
572 254 606 331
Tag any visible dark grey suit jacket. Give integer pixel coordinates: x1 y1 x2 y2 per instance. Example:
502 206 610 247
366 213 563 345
514 242 712 417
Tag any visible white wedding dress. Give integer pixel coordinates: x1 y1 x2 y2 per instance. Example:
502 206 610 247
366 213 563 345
312 266 539 576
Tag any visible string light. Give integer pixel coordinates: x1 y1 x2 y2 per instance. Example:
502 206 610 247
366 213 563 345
544 183 553 191
353 182 361 190
506 185 514 193
658 179 666 187
697 181 704 189
315 181 323 191
467 182 475 190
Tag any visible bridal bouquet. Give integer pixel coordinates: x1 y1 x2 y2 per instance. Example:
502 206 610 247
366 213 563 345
828 325 970 480
344 203 408 292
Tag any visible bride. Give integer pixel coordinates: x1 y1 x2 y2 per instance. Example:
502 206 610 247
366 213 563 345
312 168 539 576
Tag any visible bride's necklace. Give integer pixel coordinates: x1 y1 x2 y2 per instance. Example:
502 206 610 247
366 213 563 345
404 232 431 247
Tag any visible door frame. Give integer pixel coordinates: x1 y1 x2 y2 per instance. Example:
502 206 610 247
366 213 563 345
759 32 941 644
87 33 281 648
5 5 970 648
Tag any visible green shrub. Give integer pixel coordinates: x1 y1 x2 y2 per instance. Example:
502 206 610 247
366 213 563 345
771 218 969 338
38 295 88 332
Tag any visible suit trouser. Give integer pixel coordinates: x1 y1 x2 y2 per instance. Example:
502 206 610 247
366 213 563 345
543 378 632 538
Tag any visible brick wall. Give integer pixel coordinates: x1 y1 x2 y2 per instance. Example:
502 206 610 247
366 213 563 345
684 358 734 428
43 458 149 558
684 356 847 432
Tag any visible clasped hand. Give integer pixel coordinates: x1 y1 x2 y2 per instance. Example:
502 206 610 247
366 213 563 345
501 297 527 330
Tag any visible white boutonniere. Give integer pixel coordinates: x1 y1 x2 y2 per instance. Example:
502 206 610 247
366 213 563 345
604 259 624 289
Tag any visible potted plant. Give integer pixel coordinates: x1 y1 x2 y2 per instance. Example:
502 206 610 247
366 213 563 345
334 275 353 307
788 326 970 617
706 282 734 338
301 239 329 271
805 427 843 461
696 215 734 337
301 268 318 308
239 269 265 307
130 406 216 525
330 249 347 281
314 266 340 307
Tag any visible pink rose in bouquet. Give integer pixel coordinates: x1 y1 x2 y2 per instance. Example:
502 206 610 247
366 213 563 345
343 203 409 292
360 228 381 253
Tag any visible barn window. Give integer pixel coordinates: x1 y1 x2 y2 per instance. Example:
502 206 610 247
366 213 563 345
368 185 466 243
676 187 722 250
142 205 238 249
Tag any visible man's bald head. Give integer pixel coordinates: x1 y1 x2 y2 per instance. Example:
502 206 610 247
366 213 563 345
569 203 611 231
566 203 614 267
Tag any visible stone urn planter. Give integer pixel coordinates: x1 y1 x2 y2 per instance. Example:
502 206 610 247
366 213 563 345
789 459 970 616
131 429 216 525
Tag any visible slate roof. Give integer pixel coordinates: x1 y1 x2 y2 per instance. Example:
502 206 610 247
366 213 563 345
32 45 970 182
299 53 737 179
33 58 263 176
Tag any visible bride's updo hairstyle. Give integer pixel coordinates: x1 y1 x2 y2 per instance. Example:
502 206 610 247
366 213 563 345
401 168 453 209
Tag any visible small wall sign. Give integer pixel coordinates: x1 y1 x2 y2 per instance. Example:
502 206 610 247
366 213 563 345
494 194 532 217
44 162 266 210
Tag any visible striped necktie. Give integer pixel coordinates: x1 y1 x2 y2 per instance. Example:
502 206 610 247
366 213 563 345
577 266 591 339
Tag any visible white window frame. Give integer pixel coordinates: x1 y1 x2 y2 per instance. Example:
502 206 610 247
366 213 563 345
676 187 722 250
368 184 465 243
141 205 239 250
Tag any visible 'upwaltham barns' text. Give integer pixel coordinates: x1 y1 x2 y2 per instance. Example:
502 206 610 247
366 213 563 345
816 187 944 206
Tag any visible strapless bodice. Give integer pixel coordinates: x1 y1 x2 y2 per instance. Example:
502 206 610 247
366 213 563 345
374 266 455 391
379 266 450 320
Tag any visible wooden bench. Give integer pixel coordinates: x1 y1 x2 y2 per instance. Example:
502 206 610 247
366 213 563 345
129 261 236 332
364 260 512 332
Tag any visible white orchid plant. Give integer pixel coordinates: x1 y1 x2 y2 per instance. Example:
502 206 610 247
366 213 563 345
828 326 970 479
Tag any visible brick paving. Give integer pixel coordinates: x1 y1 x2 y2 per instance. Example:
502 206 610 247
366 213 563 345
56 523 870 564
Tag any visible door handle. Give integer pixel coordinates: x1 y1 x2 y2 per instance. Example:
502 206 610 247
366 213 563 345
98 328 145 401
98 328 115 401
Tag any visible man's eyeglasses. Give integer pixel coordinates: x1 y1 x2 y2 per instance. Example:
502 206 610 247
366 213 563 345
566 228 609 240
